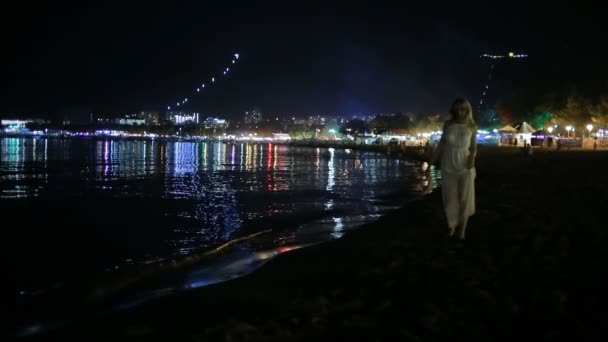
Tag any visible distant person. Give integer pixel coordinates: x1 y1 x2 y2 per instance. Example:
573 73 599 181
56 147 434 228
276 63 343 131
424 139 432 155
430 98 477 241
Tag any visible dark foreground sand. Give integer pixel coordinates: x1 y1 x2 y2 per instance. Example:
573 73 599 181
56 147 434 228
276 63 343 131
33 147 608 341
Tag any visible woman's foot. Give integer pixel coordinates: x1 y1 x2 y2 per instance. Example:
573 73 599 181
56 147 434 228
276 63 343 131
447 227 455 237
455 228 465 241
457 217 468 241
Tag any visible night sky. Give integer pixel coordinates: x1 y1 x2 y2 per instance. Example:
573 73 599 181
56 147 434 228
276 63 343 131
3 2 606 120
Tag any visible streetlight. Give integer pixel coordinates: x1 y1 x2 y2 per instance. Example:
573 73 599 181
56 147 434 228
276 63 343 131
547 126 554 134
587 124 593 138
565 125 572 138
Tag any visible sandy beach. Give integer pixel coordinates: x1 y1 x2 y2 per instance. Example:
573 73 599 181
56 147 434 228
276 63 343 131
29 146 608 341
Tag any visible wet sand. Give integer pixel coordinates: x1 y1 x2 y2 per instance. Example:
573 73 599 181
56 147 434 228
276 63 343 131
31 147 608 341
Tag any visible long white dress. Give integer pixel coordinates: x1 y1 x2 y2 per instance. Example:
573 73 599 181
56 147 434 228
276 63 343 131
440 123 476 229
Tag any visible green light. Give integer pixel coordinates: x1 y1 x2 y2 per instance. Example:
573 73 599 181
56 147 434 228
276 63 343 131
508 52 514 57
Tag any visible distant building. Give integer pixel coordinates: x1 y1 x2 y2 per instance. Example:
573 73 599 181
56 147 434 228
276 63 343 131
95 117 113 124
272 133 291 141
118 118 145 125
1 119 34 132
292 117 307 125
166 111 199 125
307 115 326 126
115 112 159 125
139 111 160 125
244 108 263 124
203 117 229 130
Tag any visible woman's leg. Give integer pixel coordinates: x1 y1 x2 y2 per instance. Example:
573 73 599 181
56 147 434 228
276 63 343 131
457 168 476 240
442 172 459 235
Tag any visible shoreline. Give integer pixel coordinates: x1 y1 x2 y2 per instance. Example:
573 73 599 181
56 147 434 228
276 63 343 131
29 146 608 341
1 132 427 156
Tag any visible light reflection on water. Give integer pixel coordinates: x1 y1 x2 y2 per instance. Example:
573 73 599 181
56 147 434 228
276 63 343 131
3 137 438 292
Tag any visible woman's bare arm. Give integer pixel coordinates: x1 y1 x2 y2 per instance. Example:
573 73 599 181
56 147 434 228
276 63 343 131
467 126 477 169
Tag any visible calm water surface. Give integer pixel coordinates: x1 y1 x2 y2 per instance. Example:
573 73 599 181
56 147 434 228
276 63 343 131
2 137 435 293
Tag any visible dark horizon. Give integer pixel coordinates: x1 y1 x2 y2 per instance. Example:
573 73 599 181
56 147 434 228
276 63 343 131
3 3 606 120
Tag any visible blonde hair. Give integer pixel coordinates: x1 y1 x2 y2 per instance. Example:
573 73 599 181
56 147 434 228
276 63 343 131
449 98 476 129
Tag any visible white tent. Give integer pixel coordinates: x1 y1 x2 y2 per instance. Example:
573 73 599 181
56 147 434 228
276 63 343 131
517 122 536 134
498 125 518 133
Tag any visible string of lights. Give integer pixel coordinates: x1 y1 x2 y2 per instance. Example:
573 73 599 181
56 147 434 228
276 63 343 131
478 51 527 111
167 53 240 111
480 52 528 59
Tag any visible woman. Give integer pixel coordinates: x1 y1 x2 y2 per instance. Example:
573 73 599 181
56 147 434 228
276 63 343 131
430 98 477 240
